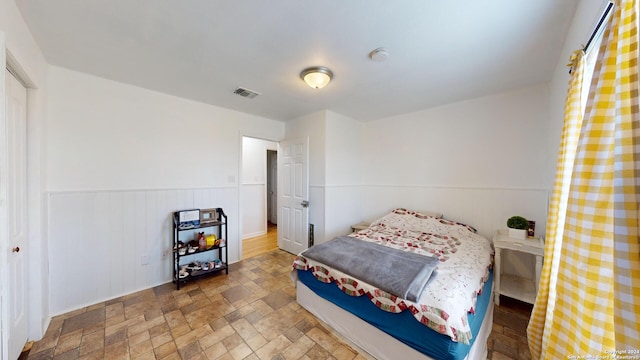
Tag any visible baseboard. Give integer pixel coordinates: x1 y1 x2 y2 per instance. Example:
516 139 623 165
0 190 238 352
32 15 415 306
242 230 267 239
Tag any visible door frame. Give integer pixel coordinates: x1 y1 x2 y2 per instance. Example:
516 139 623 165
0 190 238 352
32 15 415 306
266 149 277 225
237 133 281 260
0 31 7 360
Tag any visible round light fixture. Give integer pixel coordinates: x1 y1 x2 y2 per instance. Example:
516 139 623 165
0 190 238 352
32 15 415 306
300 66 333 89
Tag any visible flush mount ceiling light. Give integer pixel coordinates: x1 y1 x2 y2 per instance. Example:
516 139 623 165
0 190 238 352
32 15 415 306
300 66 333 89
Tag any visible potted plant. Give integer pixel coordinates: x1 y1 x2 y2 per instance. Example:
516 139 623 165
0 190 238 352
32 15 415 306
507 216 529 239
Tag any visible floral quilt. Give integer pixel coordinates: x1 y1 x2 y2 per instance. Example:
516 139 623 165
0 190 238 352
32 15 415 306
292 208 493 344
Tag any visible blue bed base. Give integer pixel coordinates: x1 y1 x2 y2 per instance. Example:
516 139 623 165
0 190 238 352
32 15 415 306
297 269 493 360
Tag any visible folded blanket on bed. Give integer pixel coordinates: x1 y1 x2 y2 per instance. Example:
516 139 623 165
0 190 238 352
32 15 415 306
301 236 438 302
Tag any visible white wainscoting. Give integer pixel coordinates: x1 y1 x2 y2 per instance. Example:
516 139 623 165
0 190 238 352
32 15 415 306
48 187 238 315
362 185 549 280
362 185 549 240
308 186 325 247
324 185 363 242
241 184 266 239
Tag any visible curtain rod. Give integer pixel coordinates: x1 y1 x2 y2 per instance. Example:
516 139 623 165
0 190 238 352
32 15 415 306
583 1 614 53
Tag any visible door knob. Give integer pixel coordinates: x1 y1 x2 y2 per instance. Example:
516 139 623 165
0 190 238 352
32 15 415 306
12 246 20 253
301 200 309 208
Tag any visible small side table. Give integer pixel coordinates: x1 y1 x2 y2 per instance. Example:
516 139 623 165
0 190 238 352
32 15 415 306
493 229 544 306
351 222 370 233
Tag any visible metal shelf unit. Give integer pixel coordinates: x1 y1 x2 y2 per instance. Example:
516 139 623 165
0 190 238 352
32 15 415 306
173 208 228 290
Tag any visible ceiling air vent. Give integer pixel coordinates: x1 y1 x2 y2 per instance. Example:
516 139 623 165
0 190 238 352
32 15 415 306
233 87 261 99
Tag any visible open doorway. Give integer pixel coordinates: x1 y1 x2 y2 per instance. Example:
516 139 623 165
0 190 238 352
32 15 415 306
241 136 278 259
266 150 277 227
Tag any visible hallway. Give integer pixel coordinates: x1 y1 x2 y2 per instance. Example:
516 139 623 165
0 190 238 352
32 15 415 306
242 223 277 259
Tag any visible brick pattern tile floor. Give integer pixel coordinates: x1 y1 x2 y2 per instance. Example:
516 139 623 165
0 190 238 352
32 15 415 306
27 250 532 360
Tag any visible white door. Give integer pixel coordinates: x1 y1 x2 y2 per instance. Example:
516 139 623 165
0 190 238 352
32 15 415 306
277 137 309 254
3 68 29 360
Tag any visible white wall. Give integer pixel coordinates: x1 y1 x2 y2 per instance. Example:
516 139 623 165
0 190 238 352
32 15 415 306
46 67 284 191
0 1 47 82
359 85 552 280
361 84 551 240
45 66 284 314
285 111 326 186
364 85 550 189
0 0 50 341
241 137 277 238
325 111 363 186
324 111 364 241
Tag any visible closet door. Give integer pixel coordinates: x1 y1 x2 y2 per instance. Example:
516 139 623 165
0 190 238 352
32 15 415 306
4 68 28 360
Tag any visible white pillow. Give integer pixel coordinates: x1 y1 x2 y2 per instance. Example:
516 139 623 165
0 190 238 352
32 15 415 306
417 209 443 219
370 208 443 230
372 208 478 234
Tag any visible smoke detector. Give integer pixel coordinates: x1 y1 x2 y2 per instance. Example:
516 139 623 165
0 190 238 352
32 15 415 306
233 87 261 99
369 47 389 62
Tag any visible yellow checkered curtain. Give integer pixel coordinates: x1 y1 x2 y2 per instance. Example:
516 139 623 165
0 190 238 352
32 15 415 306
527 0 640 358
527 49 587 358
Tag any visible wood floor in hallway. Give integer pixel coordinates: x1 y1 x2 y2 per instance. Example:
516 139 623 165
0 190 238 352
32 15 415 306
242 222 278 259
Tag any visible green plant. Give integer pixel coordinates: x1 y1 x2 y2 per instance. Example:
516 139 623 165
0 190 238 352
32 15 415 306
507 216 529 230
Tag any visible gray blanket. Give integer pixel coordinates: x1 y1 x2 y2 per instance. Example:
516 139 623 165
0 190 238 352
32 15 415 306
301 236 438 302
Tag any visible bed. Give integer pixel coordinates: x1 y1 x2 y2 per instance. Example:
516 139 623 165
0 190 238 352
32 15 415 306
291 208 494 360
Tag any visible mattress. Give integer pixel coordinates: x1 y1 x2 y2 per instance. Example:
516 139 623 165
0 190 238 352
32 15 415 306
297 269 494 360
293 209 494 343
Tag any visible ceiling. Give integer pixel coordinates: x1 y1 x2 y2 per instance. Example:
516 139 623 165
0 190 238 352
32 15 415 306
17 0 580 122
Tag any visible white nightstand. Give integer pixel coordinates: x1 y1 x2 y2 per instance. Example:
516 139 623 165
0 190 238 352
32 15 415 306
351 222 370 233
493 229 544 306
